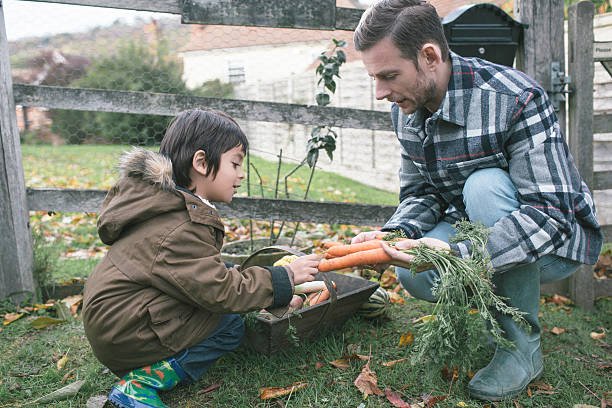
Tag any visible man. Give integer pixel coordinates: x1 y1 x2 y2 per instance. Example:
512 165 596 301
352 0 602 401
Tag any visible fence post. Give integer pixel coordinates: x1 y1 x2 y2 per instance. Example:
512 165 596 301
0 3 35 301
514 0 566 132
568 1 595 310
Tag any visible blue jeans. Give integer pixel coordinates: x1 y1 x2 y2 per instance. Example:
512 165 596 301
396 168 581 302
171 314 244 383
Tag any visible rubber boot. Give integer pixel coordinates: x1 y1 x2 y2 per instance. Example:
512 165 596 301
468 263 543 401
107 358 186 408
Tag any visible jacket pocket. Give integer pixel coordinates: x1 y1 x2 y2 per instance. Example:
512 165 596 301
147 298 193 352
443 152 508 182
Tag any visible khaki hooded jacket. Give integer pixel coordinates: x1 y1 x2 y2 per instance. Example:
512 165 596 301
82 148 293 377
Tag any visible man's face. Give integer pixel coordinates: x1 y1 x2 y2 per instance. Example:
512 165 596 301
361 37 438 114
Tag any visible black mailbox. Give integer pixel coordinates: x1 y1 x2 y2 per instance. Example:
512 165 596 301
442 3 525 67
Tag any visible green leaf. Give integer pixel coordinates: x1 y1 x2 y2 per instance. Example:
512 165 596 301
306 150 319 168
316 93 331 106
337 50 346 63
326 81 336 94
29 316 67 329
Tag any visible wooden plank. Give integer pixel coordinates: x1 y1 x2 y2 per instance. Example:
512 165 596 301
514 0 566 131
182 0 335 29
595 278 612 298
335 7 364 31
0 4 34 301
593 170 612 191
26 188 396 226
568 1 595 311
16 0 181 14
13 84 393 132
593 113 612 134
603 224 612 243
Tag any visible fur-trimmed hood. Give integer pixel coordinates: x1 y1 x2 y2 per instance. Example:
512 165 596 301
97 147 184 244
118 147 175 190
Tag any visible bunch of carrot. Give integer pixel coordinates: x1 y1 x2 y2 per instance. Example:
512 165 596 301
294 280 336 307
318 239 395 272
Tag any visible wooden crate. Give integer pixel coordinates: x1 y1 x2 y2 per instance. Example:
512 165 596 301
243 272 379 355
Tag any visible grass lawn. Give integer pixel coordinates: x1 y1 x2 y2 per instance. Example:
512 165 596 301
0 294 610 407
1 144 609 407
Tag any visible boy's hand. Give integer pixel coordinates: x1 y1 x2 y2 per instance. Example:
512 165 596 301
287 253 321 285
288 294 304 311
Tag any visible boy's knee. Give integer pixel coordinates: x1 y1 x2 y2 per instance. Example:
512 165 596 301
223 314 245 346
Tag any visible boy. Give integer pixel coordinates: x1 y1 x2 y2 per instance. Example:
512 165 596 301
82 108 321 408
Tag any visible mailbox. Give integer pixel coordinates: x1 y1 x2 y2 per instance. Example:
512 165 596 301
442 3 525 67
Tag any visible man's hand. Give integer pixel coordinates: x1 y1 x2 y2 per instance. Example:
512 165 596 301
380 237 450 271
351 230 387 244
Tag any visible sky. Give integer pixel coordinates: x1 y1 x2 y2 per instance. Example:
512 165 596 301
2 0 174 40
2 0 373 41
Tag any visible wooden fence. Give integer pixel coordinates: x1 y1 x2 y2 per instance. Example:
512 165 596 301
1 0 611 309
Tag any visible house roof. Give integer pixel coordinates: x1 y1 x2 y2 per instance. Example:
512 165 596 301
179 0 507 55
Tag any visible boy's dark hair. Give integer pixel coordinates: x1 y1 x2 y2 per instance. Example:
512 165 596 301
159 108 248 189
354 0 449 65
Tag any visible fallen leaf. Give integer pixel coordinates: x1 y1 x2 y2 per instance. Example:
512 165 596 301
259 381 307 400
61 368 76 384
457 402 468 407
527 387 532 397
388 291 405 304
29 316 67 329
550 327 565 335
57 355 68 370
354 360 383 397
381 270 397 288
530 382 554 392
412 315 435 324
3 312 24 326
61 295 83 318
384 387 411 407
590 331 605 340
329 359 350 369
315 361 324 369
440 365 458 380
422 393 448 407
33 380 86 403
381 358 408 367
197 383 221 395
547 294 572 305
85 395 107 408
398 333 414 347
572 405 598 408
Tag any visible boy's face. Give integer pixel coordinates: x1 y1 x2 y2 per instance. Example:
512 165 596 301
194 145 245 203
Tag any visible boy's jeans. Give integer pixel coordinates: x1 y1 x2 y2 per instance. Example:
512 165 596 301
171 314 244 383
395 168 581 302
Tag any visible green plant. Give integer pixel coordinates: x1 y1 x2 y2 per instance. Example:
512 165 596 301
400 221 527 375
31 223 59 301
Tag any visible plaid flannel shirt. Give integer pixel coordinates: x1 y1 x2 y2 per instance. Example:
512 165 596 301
383 52 602 271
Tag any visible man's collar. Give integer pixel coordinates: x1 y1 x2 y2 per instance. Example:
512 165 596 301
434 51 475 127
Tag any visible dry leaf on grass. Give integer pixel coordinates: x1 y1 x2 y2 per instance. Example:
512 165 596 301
259 381 307 400
315 361 324 369
384 387 411 407
3 312 24 326
381 358 408 367
329 359 350 369
590 331 605 340
57 355 68 370
197 383 221 395
421 393 448 407
388 291 405 304
33 380 86 403
354 356 383 397
29 316 67 329
381 270 397 288
398 333 414 347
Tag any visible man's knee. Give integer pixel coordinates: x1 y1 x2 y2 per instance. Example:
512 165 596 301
395 267 437 303
463 168 519 227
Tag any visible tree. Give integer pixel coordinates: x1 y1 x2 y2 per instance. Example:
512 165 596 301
50 40 233 145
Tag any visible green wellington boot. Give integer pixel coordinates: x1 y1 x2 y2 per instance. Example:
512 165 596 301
107 358 186 408
468 263 543 401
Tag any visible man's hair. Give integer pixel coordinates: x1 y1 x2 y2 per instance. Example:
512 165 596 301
159 108 248 189
354 0 449 64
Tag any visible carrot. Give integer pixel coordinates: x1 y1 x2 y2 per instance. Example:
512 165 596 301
325 240 383 258
294 281 327 294
318 248 392 272
322 241 343 249
307 288 330 306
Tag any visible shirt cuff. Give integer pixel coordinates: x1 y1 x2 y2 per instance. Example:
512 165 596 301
264 266 293 308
